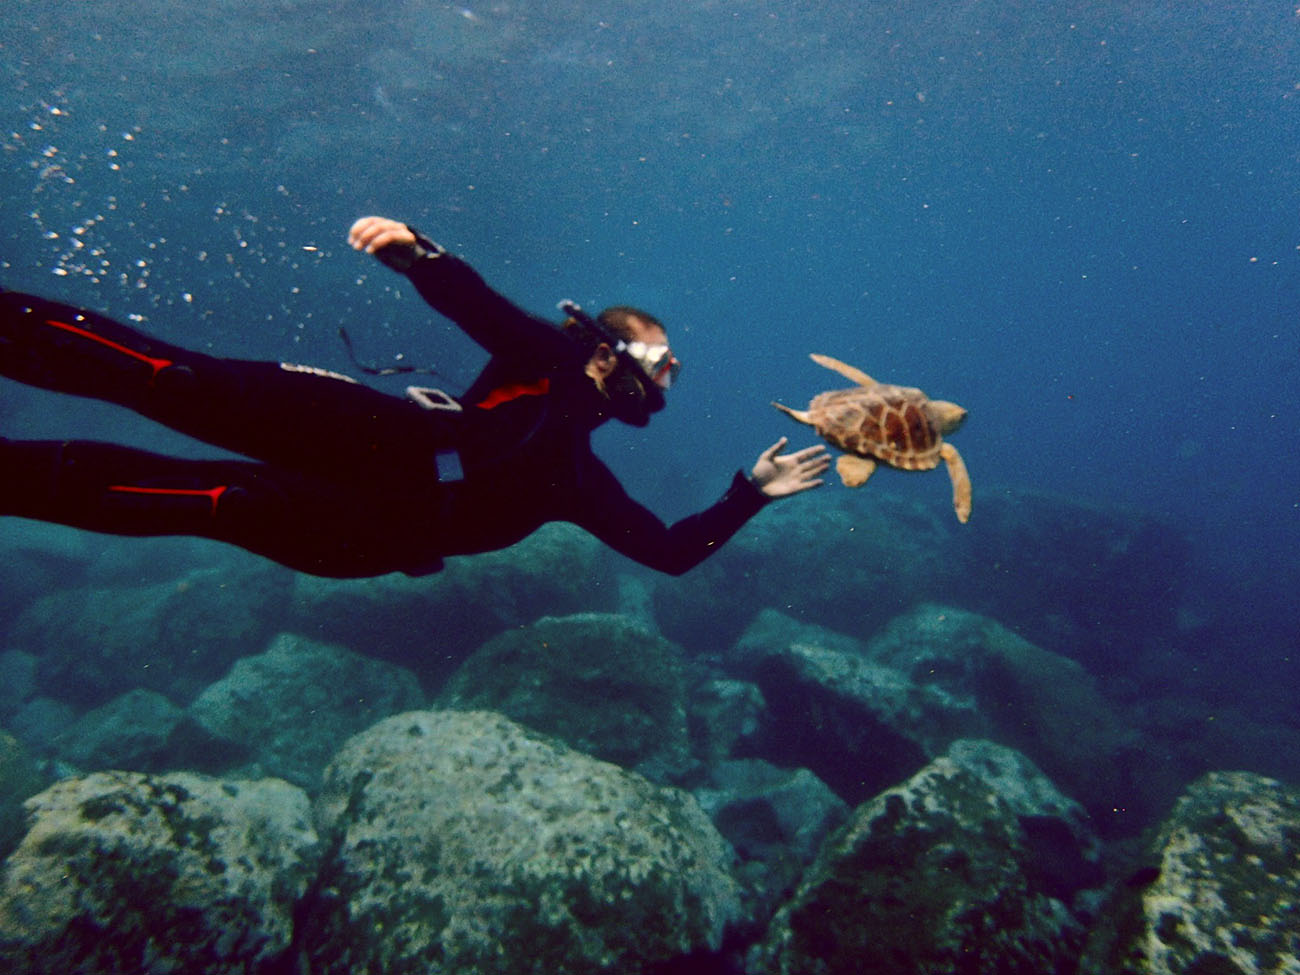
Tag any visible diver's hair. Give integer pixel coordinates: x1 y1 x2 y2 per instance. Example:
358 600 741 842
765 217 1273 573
597 306 663 341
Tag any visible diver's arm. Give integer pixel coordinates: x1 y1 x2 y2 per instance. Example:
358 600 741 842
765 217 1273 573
348 216 580 366
573 462 770 576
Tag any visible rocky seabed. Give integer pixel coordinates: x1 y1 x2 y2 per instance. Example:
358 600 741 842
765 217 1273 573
0 492 1296 973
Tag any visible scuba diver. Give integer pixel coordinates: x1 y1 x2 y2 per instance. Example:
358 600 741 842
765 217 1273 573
0 216 829 578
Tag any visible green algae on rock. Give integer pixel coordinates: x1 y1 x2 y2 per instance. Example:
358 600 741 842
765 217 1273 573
0 770 319 973
304 709 741 974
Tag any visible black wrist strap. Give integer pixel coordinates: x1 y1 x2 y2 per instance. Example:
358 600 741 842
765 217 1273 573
375 227 446 273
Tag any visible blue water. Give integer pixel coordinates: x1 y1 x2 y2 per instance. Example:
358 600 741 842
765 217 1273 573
2 2 1297 651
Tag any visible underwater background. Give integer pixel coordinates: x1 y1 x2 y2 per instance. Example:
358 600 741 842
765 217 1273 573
4 0 1299 580
1 0 1299 971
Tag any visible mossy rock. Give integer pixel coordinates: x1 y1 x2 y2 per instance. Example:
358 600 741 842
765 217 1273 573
438 613 692 778
304 709 741 974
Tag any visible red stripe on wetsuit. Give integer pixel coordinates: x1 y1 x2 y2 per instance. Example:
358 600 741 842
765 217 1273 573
44 318 175 383
107 484 228 515
43 318 227 513
475 377 550 410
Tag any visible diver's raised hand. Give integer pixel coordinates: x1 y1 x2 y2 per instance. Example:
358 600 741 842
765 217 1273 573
749 438 830 498
348 216 416 255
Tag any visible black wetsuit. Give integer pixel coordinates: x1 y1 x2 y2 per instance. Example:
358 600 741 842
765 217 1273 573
0 240 769 577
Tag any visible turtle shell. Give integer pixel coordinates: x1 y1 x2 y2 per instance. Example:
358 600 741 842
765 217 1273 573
806 384 942 471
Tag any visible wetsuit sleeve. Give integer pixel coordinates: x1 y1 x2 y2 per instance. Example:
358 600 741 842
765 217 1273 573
573 465 770 576
396 229 583 368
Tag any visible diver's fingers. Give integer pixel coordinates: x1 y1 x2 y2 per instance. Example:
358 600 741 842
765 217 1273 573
759 437 789 463
789 444 830 465
348 216 415 253
352 223 409 252
347 216 384 247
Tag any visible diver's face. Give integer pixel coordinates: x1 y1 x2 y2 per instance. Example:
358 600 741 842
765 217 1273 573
606 316 671 427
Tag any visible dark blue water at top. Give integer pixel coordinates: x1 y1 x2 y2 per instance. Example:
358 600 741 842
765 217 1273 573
2 1 1297 645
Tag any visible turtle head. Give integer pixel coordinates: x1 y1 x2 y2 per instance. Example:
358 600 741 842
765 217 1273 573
925 399 968 435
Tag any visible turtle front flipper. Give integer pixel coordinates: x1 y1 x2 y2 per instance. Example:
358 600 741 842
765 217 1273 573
810 354 876 387
939 442 972 523
771 401 814 425
836 455 877 488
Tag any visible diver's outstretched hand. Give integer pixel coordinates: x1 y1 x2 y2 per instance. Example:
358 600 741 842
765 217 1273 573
750 438 830 498
348 216 416 257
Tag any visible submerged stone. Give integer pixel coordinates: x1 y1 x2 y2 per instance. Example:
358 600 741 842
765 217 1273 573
752 752 1086 974
0 770 319 973
303 709 742 975
1083 770 1300 975
187 631 425 789
288 522 612 685
438 613 692 781
15 561 292 707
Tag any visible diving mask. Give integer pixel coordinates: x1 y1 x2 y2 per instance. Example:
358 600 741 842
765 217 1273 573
617 339 681 390
557 299 682 390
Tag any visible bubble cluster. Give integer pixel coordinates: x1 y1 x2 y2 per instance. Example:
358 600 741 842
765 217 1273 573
4 88 411 353
5 90 153 291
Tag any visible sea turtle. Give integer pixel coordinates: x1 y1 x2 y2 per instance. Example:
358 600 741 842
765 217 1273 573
773 353 972 523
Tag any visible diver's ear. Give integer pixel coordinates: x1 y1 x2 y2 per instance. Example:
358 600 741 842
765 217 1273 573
585 342 619 383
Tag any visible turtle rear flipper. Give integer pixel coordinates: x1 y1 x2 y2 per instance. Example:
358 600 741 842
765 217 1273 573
940 442 972 523
771 401 814 425
810 354 875 387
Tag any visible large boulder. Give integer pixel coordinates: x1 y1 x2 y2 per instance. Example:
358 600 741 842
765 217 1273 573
287 523 614 687
187 632 426 789
437 613 692 780
863 604 1140 824
13 561 293 707
49 687 244 778
751 748 1089 974
726 610 981 804
688 677 767 765
5 697 77 756
951 489 1191 665
0 770 319 974
730 606 1140 825
0 522 93 635
301 709 742 974
695 760 848 867
945 739 1105 903
1082 770 1300 975
53 688 187 772
654 491 960 655
693 758 849 923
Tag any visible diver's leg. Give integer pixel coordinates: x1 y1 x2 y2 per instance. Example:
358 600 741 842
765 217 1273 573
0 289 199 405
0 289 445 474
0 437 410 577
